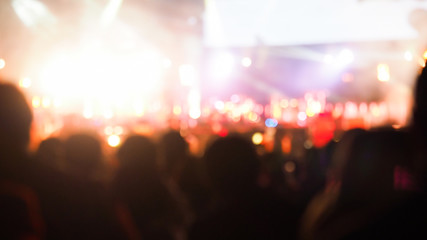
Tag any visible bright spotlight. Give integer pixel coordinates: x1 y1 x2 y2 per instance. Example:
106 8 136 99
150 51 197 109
423 50 427 60
19 77 32 88
32 96 41 108
337 49 354 65
179 64 197 86
298 112 307 121
100 0 123 27
0 59 5 69
188 89 201 119
241 57 252 67
404 51 413 61
252 132 263 145
377 63 390 82
12 0 55 28
107 134 121 147
210 52 235 79
323 54 334 64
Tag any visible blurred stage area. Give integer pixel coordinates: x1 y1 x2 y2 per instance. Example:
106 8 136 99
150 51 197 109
0 0 427 150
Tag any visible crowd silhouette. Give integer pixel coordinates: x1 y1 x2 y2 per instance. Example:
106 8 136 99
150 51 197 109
0 61 426 240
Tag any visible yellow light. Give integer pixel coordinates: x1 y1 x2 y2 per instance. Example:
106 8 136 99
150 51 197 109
104 126 113 135
32 96 41 108
280 99 288 108
290 99 298 108
423 50 427 60
19 77 32 88
377 64 390 82
0 58 5 69
173 105 182 115
107 134 121 147
41 97 51 108
114 126 123 135
252 132 263 145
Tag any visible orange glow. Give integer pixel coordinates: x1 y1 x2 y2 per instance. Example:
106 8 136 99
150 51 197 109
281 136 292 154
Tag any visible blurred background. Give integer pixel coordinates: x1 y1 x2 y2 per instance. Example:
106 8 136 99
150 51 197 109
1 0 427 151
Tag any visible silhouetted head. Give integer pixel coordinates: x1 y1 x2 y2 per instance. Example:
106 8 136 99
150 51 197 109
339 129 411 203
204 135 260 197
117 135 157 171
36 137 65 170
158 130 189 176
413 63 427 141
0 82 32 154
64 134 102 177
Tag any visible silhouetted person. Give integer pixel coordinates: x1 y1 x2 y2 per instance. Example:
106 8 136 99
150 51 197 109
64 133 103 180
301 128 421 240
113 135 186 240
35 137 65 172
158 130 209 221
189 135 298 240
0 82 44 239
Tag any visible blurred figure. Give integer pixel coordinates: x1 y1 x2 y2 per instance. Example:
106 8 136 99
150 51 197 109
158 130 209 221
35 137 65 172
113 135 186 240
301 128 422 240
64 133 103 180
0 82 44 239
189 135 298 240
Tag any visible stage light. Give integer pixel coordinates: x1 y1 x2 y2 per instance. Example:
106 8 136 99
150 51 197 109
188 89 201 119
41 97 50 108
424 50 427 60
104 126 114 135
173 105 182 115
163 58 172 68
213 101 224 111
404 51 413 61
265 118 278 128
241 57 252 67
12 0 55 27
323 54 334 64
377 63 390 82
107 134 121 147
337 49 354 65
104 109 114 119
0 59 5 69
298 112 307 121
210 52 235 79
179 64 197 86
100 0 123 27
19 77 32 88
252 132 263 145
32 96 40 108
